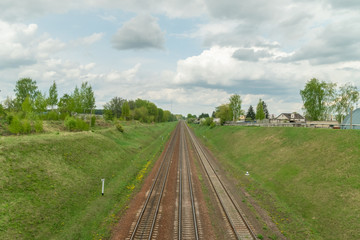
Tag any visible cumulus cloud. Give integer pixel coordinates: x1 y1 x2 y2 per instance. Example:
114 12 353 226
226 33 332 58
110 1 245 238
0 20 66 69
111 14 165 50
204 0 286 22
232 48 272 62
281 18 360 65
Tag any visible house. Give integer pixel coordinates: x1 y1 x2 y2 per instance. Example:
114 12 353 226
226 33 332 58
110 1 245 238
213 118 221 125
275 112 305 123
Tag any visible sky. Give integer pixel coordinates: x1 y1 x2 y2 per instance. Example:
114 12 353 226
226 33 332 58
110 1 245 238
1 0 360 116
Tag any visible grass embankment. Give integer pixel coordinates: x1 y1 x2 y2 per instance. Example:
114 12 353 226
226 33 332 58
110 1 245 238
192 125 360 239
0 122 177 239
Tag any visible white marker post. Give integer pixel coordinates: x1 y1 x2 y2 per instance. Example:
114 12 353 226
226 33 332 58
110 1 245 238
101 178 105 196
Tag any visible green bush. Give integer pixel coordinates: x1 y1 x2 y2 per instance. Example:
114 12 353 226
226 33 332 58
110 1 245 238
47 111 59 120
21 119 32 134
34 120 44 133
6 113 14 124
116 123 124 132
64 116 77 131
91 115 96 127
210 121 216 129
76 118 89 131
8 116 22 134
64 116 89 131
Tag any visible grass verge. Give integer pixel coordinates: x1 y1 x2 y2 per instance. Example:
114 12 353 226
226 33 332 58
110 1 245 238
0 122 176 239
191 125 360 239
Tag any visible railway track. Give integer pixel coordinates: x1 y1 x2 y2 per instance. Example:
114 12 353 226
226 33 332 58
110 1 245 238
128 124 180 240
176 121 200 240
126 121 256 239
184 123 257 240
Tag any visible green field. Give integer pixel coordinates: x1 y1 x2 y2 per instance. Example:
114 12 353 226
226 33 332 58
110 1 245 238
192 125 360 239
0 122 176 239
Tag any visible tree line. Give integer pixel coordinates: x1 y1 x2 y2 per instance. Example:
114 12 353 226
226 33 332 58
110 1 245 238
300 78 359 122
2 78 95 118
0 78 176 135
103 97 177 123
188 94 269 125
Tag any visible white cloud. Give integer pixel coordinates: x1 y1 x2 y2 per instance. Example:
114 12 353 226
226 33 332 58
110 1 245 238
0 0 207 21
112 14 165 50
73 33 104 46
105 64 141 82
0 20 68 69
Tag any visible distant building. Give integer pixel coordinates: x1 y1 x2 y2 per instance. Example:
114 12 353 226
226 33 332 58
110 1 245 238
213 118 221 125
275 112 305 123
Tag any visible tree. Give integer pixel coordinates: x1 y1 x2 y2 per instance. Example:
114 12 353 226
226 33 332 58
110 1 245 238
333 83 360 123
146 102 158 122
3 96 16 111
157 108 164 122
300 78 336 121
34 92 48 113
229 94 243 121
246 105 256 120
22 96 33 115
0 104 4 118
72 86 82 113
122 101 130 120
128 100 136 110
48 81 58 109
58 94 75 115
14 78 39 109
104 97 125 120
163 110 171 122
262 100 269 119
215 104 232 125
199 113 210 119
256 99 265 120
80 82 95 113
134 106 149 122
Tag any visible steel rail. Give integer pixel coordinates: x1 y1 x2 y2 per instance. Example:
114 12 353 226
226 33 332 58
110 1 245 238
178 124 183 240
182 122 199 240
129 124 179 240
178 122 200 240
185 123 256 240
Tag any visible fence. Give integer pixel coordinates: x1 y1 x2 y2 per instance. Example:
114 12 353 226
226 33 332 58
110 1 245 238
224 121 360 129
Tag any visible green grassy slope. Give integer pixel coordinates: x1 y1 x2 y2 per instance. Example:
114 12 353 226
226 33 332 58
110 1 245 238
0 122 176 239
192 125 360 239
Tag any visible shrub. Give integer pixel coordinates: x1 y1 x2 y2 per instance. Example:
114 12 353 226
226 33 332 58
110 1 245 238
6 113 14 124
21 119 32 134
47 110 59 120
64 116 89 131
91 115 96 127
34 120 44 133
8 116 22 134
210 121 216 129
76 118 89 131
116 123 124 133
64 116 77 131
